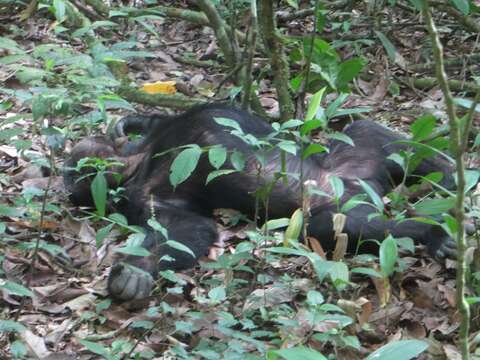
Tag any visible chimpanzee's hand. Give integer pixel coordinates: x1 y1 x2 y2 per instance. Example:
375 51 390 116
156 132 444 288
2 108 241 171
433 236 457 259
107 263 154 301
429 223 476 260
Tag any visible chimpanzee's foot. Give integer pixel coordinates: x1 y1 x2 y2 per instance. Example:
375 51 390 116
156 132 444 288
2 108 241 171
108 263 154 301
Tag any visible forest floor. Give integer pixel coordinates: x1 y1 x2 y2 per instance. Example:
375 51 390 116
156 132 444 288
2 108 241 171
0 1 480 359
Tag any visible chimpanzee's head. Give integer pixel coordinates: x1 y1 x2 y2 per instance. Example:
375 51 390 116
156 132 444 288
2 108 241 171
64 136 127 207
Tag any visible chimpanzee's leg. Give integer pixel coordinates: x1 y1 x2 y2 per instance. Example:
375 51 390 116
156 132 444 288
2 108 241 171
309 204 455 259
339 120 455 188
108 203 218 301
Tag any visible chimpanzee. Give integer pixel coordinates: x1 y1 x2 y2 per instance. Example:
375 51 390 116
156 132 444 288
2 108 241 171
64 104 459 301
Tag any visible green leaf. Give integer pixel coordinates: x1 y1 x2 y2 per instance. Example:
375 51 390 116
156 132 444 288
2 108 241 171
0 205 23 217
365 340 428 360
357 179 384 212
10 340 28 358
329 175 344 200
91 172 107 217
414 197 455 216
281 119 303 130
78 339 110 357
214 117 243 132
306 290 324 305
116 245 150 257
379 236 398 277
351 267 382 278
230 150 245 171
410 114 436 142
326 132 354 146
277 140 297 155
0 37 24 53
306 87 326 121
0 320 26 333
165 240 195 257
208 286 226 302
147 218 168 238
474 133 480 149
53 0 66 21
450 0 470 14
336 58 365 89
261 218 290 232
208 146 227 169
300 119 323 136
329 261 349 288
206 169 236 184
375 31 405 68
302 143 327 159
268 346 327 360
1 281 33 297
96 224 113 248
169 145 202 188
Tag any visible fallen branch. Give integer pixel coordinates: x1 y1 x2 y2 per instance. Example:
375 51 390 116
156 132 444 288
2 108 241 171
117 86 207 110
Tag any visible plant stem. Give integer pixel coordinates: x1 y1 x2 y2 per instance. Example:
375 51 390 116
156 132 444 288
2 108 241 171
422 2 471 358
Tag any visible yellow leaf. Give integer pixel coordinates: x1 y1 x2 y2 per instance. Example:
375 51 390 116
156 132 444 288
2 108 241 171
142 81 177 94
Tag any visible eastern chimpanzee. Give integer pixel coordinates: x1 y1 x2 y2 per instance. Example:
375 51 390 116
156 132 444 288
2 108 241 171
64 104 459 301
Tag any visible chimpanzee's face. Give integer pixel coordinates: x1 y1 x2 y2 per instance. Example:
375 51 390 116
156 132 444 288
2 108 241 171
64 136 126 207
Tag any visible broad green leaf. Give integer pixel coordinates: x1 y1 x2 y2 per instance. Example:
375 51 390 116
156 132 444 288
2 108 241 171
474 133 480 149
336 58 365 89
53 0 66 21
277 140 297 155
214 117 242 132
302 143 327 159
0 205 23 217
206 169 236 184
329 261 349 288
91 172 107 217
284 209 303 244
147 218 168 238
365 340 428 360
414 197 455 216
230 150 245 171
0 320 26 333
351 267 382 278
208 146 227 169
268 346 327 360
325 93 349 119
306 290 325 305
96 224 113 248
357 179 384 212
169 145 202 188
379 236 398 277
281 119 303 130
375 31 405 68
0 37 24 53
329 175 344 200
326 132 354 146
1 281 33 297
116 245 150 257
450 0 470 14
208 286 226 302
410 114 436 142
10 340 28 358
262 218 290 232
301 119 323 136
78 340 110 357
165 240 195 257
306 87 326 121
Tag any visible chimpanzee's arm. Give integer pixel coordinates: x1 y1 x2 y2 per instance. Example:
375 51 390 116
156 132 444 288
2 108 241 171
309 204 456 259
108 204 218 301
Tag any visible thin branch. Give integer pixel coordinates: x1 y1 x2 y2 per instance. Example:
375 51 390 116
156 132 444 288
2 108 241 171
422 2 471 359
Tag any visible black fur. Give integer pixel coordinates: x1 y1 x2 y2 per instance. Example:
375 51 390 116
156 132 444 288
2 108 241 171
65 104 457 301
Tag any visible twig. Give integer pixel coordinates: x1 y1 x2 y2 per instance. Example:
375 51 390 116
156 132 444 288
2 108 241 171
422 2 471 358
